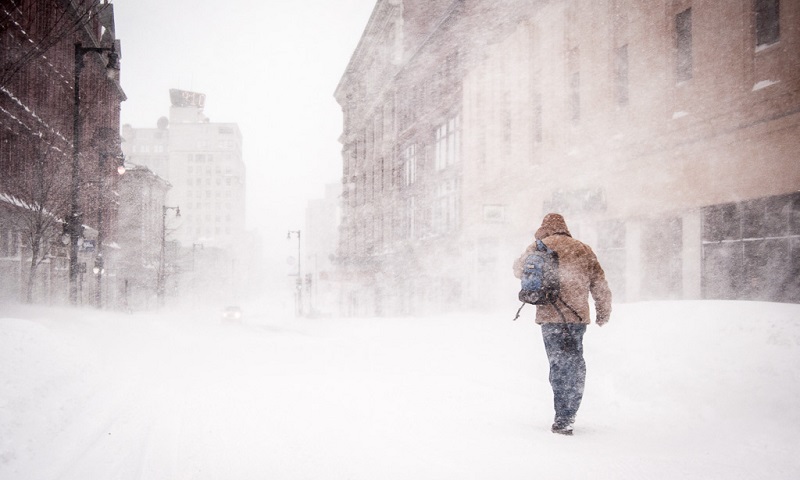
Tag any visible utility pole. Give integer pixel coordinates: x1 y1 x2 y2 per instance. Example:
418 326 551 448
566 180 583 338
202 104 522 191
158 205 180 306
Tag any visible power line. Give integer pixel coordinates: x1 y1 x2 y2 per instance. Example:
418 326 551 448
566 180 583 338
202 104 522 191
0 0 109 89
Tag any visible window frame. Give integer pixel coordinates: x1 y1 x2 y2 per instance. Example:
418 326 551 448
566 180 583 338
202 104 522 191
755 0 780 49
676 8 693 83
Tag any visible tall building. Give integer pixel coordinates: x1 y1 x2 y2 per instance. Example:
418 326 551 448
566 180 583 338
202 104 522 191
122 90 247 251
303 182 342 316
335 0 800 315
121 90 248 305
0 0 125 305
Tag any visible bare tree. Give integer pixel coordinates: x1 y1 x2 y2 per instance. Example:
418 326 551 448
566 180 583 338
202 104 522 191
6 146 71 303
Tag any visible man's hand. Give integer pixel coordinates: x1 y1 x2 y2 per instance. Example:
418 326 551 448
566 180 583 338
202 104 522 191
596 316 608 327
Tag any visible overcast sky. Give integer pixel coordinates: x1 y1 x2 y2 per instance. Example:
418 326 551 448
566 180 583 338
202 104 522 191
112 0 376 248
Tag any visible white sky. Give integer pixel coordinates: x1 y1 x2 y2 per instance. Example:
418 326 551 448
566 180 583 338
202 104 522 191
112 0 376 244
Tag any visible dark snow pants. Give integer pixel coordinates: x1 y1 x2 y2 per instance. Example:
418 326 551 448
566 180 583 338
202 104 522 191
541 323 587 424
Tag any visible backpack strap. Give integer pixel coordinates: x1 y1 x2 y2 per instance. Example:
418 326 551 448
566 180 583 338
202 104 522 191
536 239 548 252
513 302 525 321
513 298 584 323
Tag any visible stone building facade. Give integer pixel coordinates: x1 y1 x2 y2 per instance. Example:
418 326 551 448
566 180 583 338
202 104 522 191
335 0 800 315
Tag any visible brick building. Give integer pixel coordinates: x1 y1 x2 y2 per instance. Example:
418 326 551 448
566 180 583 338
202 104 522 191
115 164 170 310
0 0 126 305
335 0 800 315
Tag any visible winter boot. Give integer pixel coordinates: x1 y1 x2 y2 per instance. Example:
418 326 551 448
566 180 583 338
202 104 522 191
551 416 574 435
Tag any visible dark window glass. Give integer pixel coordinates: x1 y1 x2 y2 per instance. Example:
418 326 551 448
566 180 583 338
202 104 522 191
703 203 740 242
744 238 791 301
790 194 800 235
676 8 692 82
703 242 744 300
756 0 780 47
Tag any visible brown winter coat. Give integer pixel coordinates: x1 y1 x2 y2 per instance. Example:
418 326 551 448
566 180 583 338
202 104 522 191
513 213 612 325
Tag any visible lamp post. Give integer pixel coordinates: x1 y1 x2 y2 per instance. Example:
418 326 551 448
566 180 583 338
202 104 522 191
69 43 119 305
93 152 125 308
157 205 180 306
287 230 302 316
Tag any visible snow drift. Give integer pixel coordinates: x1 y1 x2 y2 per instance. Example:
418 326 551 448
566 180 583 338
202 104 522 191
1 300 799 479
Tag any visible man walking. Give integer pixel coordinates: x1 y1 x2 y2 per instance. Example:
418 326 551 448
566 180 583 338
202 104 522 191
513 213 612 435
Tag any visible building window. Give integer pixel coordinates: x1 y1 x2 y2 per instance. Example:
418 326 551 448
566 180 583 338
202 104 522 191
406 197 416 239
532 93 543 144
502 92 512 149
404 144 417 186
702 192 800 303
676 8 693 83
755 0 780 48
569 72 580 123
435 114 461 171
433 178 460 233
0 228 19 257
614 44 629 106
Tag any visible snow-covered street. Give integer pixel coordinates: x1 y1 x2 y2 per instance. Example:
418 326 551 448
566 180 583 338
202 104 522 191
1 300 799 479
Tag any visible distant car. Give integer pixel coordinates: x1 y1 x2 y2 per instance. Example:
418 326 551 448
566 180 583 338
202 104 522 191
221 305 243 322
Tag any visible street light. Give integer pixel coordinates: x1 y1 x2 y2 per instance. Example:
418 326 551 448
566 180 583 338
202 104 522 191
287 230 302 315
68 42 120 305
157 205 180 306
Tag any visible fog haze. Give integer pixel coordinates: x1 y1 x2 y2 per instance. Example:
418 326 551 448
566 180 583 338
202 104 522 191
113 0 376 245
